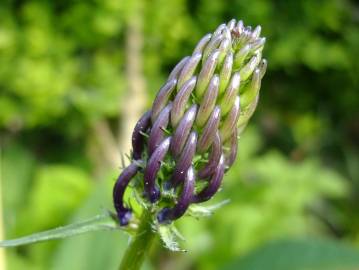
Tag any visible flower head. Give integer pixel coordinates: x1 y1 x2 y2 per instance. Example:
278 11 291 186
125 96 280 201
113 19 267 226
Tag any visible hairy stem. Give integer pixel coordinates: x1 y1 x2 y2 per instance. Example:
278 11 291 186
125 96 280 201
119 210 155 270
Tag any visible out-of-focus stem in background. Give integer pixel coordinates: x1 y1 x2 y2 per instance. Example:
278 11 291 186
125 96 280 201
0 145 6 270
92 0 146 170
119 0 147 158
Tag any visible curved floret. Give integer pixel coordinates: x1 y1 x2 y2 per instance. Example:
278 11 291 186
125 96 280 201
113 19 267 225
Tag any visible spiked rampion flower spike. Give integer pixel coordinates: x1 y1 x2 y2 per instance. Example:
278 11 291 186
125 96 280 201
113 19 267 226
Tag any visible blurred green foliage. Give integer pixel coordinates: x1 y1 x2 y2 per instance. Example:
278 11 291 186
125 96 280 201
1 0 359 269
223 238 359 270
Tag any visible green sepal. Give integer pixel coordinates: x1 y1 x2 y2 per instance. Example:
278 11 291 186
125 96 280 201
157 223 186 252
186 199 230 218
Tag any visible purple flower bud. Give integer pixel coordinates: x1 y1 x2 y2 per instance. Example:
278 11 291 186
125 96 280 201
197 106 221 153
213 23 227 36
196 50 220 98
219 52 233 94
198 131 222 179
171 105 197 157
148 103 172 155
220 96 240 142
113 20 267 225
177 53 202 89
192 155 225 203
219 72 241 116
193 34 212 55
218 38 231 64
132 110 152 160
113 163 140 225
227 19 236 31
251 25 262 39
225 128 238 168
168 56 190 81
171 77 197 127
251 37 266 52
233 44 251 69
259 59 267 79
196 75 219 127
144 137 171 203
236 20 244 33
170 131 197 187
222 27 232 42
237 95 259 128
158 166 195 223
202 34 223 62
151 79 177 123
240 68 261 108
239 53 261 81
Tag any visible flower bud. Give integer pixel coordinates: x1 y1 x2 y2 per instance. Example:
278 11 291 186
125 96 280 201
219 72 241 116
192 155 225 203
171 77 197 127
132 111 152 160
177 53 202 89
151 79 177 122
113 19 267 225
219 52 233 94
196 50 220 98
113 163 140 225
198 131 222 179
171 105 197 157
196 75 219 127
158 166 195 223
193 34 212 55
171 132 197 187
148 103 172 155
197 106 221 153
144 137 171 202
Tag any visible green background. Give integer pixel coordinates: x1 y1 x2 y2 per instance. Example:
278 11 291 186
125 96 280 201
1 0 359 269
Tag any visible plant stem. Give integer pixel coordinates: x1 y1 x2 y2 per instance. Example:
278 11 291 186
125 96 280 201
119 210 155 270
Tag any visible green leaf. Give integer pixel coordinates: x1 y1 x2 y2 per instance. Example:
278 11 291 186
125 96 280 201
0 212 118 248
222 238 359 270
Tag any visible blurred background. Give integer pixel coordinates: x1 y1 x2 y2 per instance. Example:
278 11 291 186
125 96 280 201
1 0 359 269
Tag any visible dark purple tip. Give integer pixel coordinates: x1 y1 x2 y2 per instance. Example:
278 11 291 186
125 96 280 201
197 106 221 153
148 103 172 155
144 137 171 203
132 110 152 160
197 131 222 179
118 211 132 226
158 166 195 223
170 105 197 157
113 163 140 225
170 131 197 187
192 155 225 203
